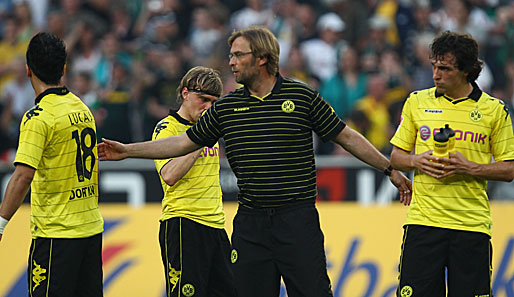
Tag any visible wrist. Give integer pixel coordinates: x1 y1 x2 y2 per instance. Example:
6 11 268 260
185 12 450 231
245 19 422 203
0 216 8 234
384 165 393 176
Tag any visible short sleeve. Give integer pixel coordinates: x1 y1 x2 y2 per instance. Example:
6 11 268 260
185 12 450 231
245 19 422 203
152 119 179 173
390 93 416 152
309 92 345 142
14 105 49 169
490 102 514 161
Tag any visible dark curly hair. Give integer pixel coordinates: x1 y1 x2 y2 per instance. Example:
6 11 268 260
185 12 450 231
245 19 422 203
430 31 483 82
26 32 67 85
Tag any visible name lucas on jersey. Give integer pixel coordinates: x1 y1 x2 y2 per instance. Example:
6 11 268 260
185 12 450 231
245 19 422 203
68 111 94 126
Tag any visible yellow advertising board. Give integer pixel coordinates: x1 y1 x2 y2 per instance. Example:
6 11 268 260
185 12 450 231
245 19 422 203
1 202 513 297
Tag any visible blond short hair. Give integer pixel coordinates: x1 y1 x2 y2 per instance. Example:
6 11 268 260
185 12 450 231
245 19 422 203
176 66 223 104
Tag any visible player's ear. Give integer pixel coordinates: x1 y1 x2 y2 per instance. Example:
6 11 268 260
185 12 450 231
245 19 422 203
62 64 67 76
26 65 32 77
181 87 189 100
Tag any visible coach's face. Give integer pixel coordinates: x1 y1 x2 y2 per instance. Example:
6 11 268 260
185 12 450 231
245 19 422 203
229 36 259 85
431 53 468 97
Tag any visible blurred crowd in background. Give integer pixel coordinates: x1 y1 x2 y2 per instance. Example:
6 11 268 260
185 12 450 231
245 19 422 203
1 0 514 164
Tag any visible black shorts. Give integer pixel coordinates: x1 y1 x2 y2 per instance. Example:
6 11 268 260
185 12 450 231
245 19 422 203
397 225 492 297
231 203 333 297
159 217 236 297
28 233 103 297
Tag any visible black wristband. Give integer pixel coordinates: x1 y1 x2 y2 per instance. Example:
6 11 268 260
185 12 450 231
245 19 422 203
384 165 393 176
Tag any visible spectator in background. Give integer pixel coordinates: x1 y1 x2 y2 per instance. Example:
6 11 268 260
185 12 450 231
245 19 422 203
13 1 35 42
410 32 436 90
1 57 34 143
68 23 102 76
293 2 318 43
330 0 369 47
97 60 140 143
360 14 395 58
17 0 49 30
379 49 411 102
436 0 493 46
70 71 100 111
94 32 132 88
46 9 66 39
350 74 392 152
321 46 368 120
189 5 226 66
280 45 311 84
373 0 402 48
0 15 28 93
402 0 437 65
143 50 185 140
300 12 347 82
269 0 296 66
230 0 273 30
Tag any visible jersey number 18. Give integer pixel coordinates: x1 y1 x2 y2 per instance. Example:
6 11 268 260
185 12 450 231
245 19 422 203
72 128 96 182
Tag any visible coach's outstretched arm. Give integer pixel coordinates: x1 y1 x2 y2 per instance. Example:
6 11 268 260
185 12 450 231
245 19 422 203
332 126 412 205
98 133 202 161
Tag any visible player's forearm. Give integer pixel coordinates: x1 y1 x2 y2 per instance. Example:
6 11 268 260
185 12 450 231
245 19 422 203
0 171 32 220
469 160 514 182
390 147 416 172
126 134 200 160
160 149 203 186
334 126 390 171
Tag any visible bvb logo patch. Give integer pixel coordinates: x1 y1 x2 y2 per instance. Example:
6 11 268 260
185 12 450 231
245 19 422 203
470 109 482 122
400 285 413 297
182 284 195 297
231 249 238 264
281 100 295 113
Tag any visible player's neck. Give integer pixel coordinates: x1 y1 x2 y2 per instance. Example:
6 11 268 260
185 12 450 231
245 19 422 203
31 76 63 98
247 73 277 98
444 82 473 100
177 107 194 123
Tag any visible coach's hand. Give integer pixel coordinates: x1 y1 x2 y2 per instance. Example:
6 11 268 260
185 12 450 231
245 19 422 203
389 170 412 206
98 138 128 161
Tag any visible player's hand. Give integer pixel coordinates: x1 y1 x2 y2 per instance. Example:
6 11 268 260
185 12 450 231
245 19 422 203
412 150 449 178
98 138 128 161
389 169 412 206
439 151 474 178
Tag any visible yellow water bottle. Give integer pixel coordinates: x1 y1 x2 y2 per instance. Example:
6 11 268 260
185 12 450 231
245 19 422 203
433 128 449 159
444 124 455 154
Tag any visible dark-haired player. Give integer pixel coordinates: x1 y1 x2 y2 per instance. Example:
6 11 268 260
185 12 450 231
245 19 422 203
0 32 104 296
391 31 514 297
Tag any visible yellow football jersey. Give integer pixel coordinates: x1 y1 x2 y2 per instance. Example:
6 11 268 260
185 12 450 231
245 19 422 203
391 85 514 236
15 87 103 238
153 110 224 229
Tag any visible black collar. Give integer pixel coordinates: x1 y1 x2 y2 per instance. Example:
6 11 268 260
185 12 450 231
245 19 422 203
434 81 482 102
168 109 193 126
242 73 283 97
35 87 69 104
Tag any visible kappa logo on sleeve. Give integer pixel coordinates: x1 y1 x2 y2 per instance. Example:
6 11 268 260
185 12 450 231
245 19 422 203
154 121 169 136
24 105 43 125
